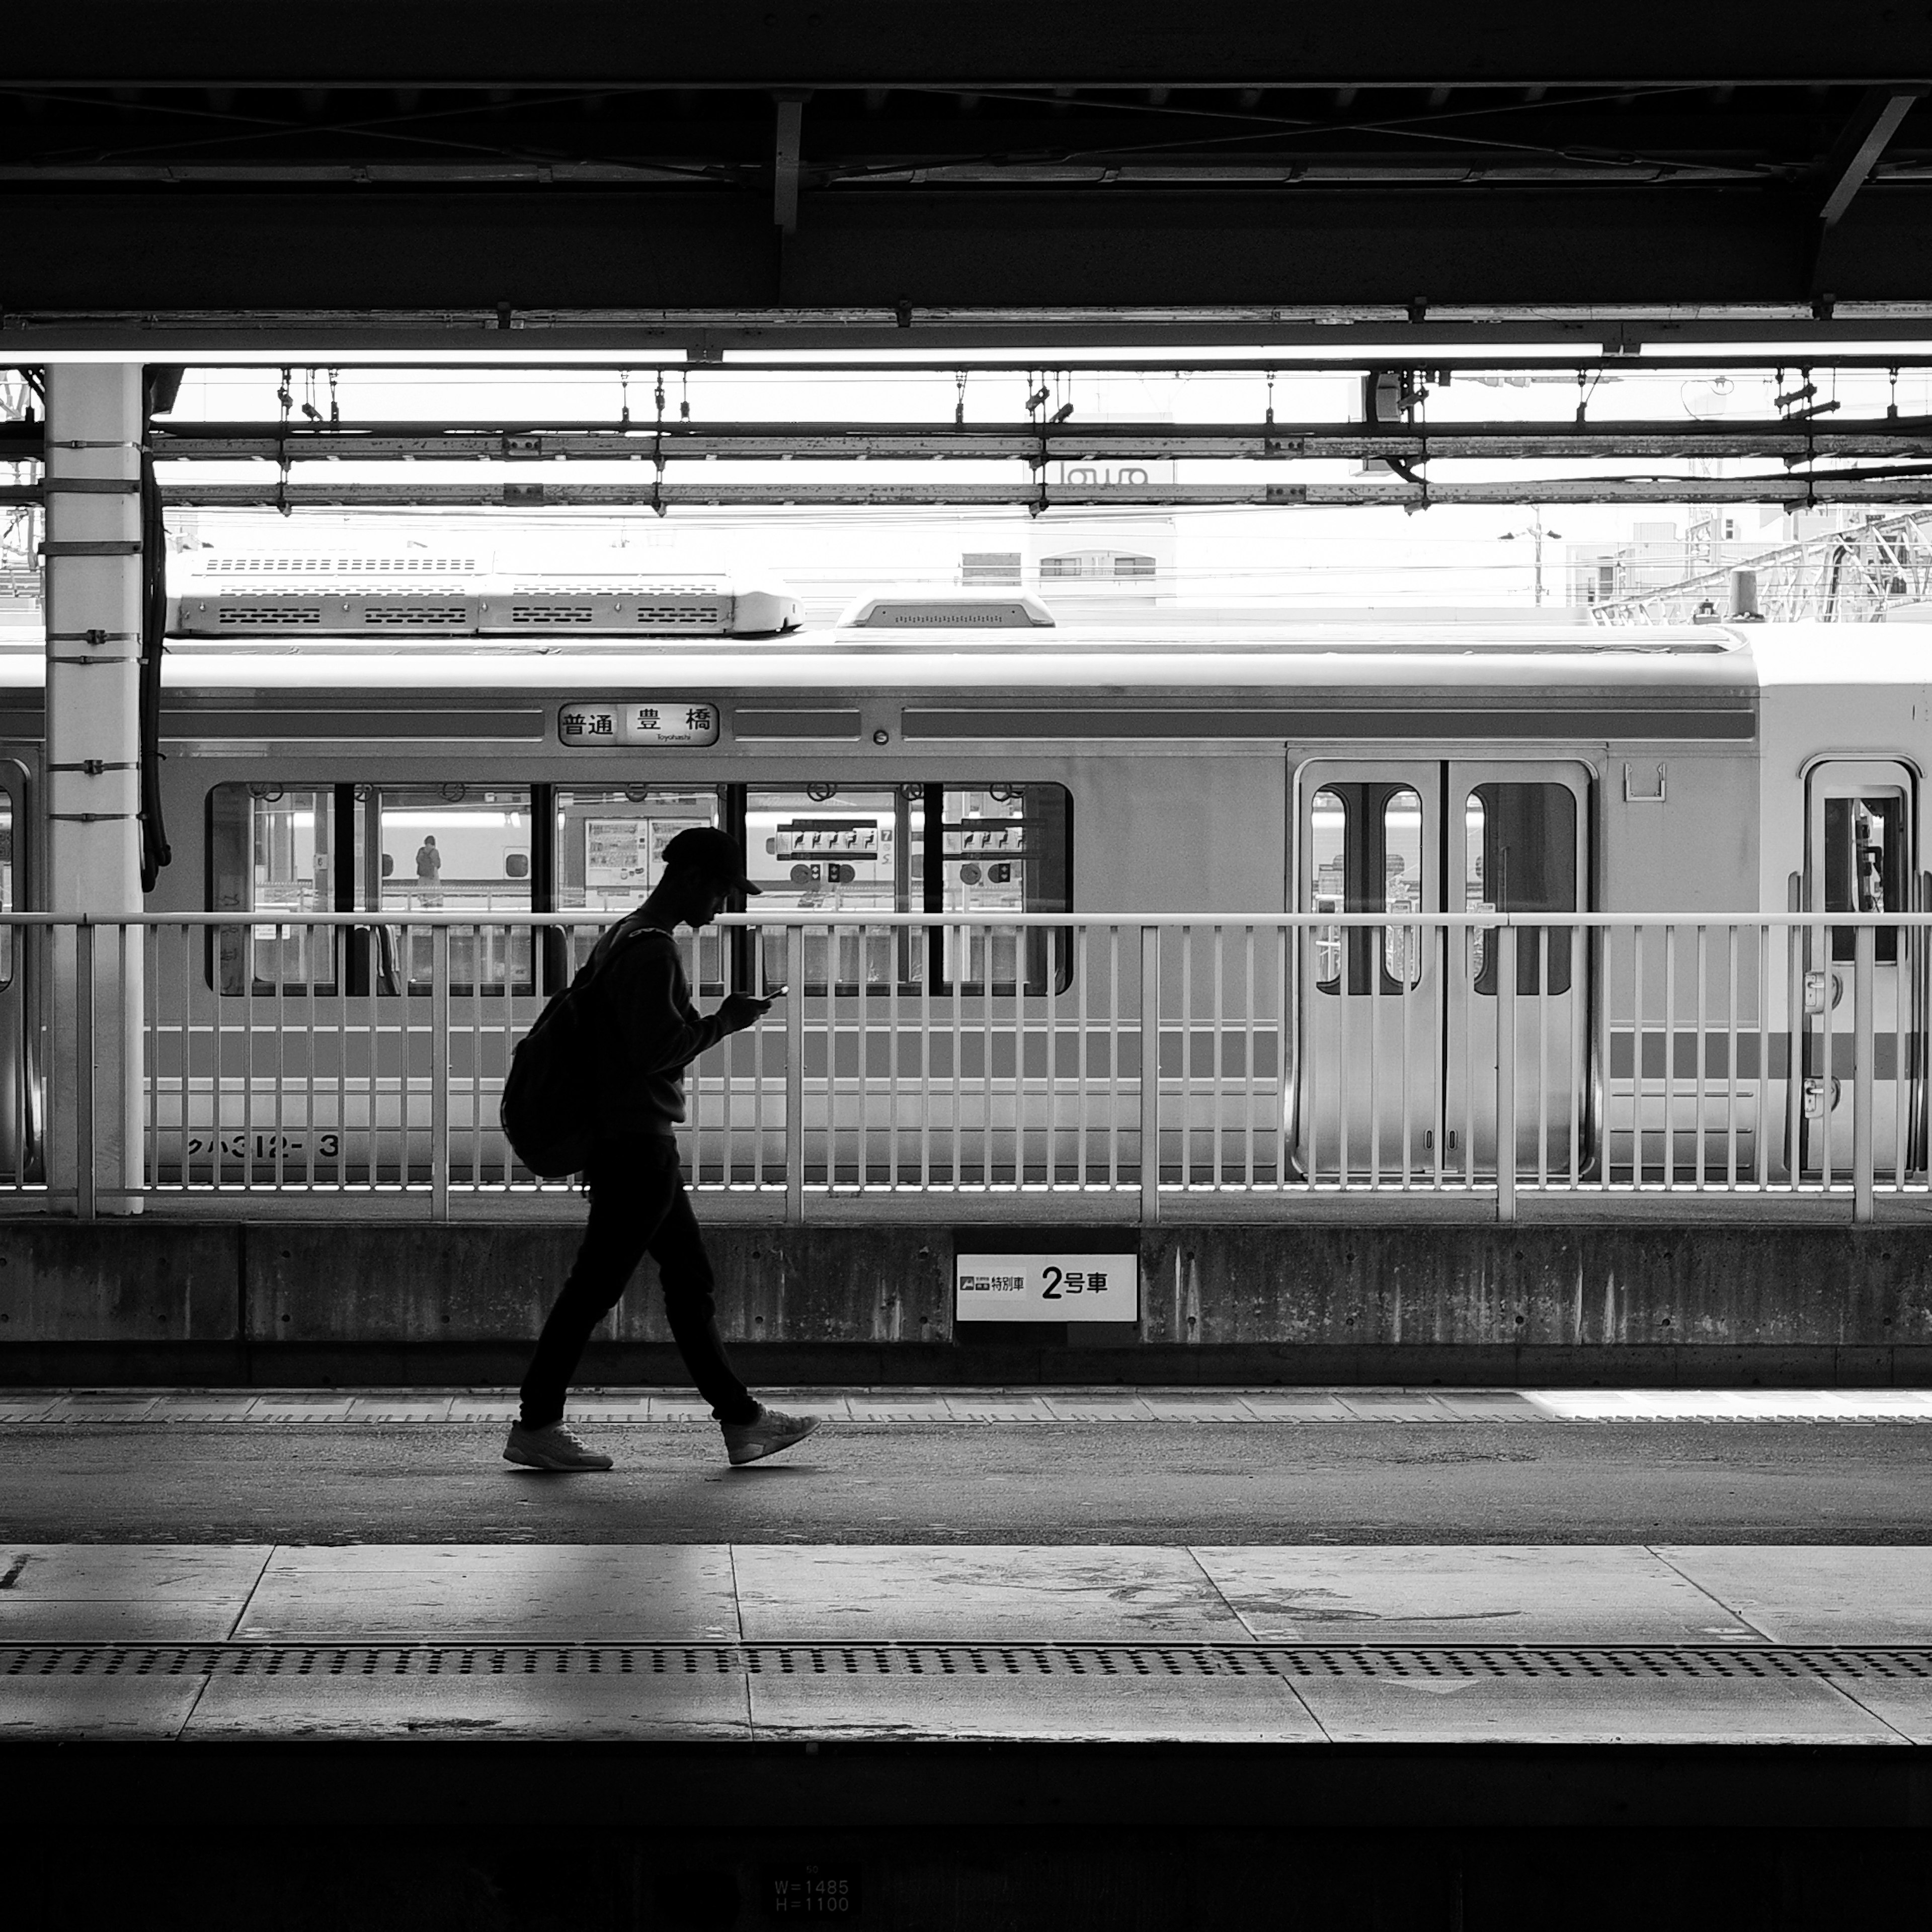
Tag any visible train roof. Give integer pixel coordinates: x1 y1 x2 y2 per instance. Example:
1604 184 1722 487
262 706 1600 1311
0 619 1919 699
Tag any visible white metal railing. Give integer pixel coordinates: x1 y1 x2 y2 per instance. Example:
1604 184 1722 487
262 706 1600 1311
1 910 1927 1223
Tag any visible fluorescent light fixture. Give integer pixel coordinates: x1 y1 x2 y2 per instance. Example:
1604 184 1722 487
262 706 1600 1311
723 344 1591 366
1634 337 1932 358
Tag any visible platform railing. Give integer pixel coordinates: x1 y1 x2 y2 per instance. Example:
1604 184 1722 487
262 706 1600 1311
0 910 1926 1223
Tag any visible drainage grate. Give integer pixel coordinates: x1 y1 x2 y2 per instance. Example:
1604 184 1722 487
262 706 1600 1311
7 1644 1932 1683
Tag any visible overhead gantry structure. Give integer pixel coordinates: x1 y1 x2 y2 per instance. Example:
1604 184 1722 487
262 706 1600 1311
4 2 1932 352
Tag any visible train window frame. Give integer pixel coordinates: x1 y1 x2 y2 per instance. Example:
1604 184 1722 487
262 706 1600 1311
1824 793 1907 964
206 783 345 997
742 779 1074 998
206 775 1074 1001
0 788 18 992
1310 780 1424 998
207 781 542 998
1466 781 1578 997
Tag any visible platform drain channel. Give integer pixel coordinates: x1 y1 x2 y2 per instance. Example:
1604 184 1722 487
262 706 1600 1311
7 1645 1932 1682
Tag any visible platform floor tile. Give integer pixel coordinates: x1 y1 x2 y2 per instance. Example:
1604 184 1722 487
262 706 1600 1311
0 1673 207 1741
1657 1546 1932 1645
732 1545 1249 1644
232 1544 740 1644
0 1546 272 1643
1280 1659 1900 1746
245 1396 359 1422
39 1395 162 1423
1038 1395 1159 1421
1194 1546 1768 1646
743 1652 1321 1742
188 1653 750 1740
343 1396 457 1423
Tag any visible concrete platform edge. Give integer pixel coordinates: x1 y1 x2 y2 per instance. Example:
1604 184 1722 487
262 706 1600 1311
3 1220 1932 1387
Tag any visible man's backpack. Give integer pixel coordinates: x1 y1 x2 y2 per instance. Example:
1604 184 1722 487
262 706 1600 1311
499 916 660 1178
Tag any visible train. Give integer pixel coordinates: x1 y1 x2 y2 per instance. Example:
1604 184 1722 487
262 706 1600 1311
0 560 1921 1197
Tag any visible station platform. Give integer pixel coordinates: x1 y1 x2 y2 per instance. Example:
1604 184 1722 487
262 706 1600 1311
7 1388 1932 1928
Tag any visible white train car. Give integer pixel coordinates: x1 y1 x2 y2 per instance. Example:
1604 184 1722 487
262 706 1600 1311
0 593 1919 1195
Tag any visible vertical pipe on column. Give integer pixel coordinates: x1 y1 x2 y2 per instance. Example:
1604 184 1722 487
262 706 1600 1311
1496 925 1517 1223
44 364 145 1215
1140 923 1160 1224
1855 923 1876 1223
785 922 805 1222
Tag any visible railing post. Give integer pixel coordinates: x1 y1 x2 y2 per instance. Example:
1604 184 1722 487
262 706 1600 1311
786 921 806 1224
430 924 450 1221
75 920 95 1222
1140 923 1161 1224
1854 922 1875 1223
1496 924 1517 1224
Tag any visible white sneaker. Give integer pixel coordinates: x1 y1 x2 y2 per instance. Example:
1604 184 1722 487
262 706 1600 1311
720 1404 821 1468
503 1420 614 1471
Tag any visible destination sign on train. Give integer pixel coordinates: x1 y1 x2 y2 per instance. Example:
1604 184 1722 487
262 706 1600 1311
557 701 720 748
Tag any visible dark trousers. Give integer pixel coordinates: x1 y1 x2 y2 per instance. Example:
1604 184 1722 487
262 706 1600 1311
519 1134 757 1429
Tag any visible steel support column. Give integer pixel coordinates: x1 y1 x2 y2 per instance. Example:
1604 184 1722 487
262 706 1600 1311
43 363 145 1216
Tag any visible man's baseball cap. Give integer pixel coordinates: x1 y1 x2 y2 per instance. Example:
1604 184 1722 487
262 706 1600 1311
660 825 762 894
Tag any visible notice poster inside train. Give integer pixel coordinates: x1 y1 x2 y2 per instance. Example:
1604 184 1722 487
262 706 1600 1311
584 819 652 890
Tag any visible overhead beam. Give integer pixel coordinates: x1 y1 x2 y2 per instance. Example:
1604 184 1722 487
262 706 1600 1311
124 477 1932 508
8 184 1932 313
1815 88 1926 230
11 3 1932 87
773 94 807 235
137 420 1932 464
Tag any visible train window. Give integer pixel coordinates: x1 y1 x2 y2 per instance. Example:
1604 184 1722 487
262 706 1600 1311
555 785 727 980
1466 783 1576 996
748 784 925 991
1310 781 1422 995
1383 790 1424 988
942 784 1072 994
1310 787 1347 990
375 785 534 992
208 785 339 994
1824 795 1906 963
0 795 14 989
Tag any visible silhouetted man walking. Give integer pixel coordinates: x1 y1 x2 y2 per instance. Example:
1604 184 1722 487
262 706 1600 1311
505 827 819 1472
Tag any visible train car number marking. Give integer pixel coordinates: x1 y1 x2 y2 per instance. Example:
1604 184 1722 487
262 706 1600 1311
954 1252 1139 1324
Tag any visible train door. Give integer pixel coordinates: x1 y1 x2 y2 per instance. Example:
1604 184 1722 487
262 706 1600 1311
0 758 34 1178
1800 759 1918 1178
1444 762 1591 1176
1295 763 1441 1178
1294 760 1590 1180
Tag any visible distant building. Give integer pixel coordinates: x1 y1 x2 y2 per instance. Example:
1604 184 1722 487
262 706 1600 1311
1566 514 1784 613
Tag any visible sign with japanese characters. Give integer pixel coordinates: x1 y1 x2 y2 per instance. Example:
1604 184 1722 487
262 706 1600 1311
557 699 719 748
953 1252 1139 1324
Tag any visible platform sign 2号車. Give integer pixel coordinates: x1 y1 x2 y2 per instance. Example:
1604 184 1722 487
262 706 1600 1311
954 1253 1140 1323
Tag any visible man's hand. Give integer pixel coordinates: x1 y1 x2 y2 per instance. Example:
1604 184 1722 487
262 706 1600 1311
716 991 774 1034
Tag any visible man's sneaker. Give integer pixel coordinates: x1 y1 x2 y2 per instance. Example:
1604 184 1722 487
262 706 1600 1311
503 1420 614 1472
721 1405 821 1468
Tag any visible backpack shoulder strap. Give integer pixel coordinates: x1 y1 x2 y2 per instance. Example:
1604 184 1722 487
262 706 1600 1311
574 914 673 994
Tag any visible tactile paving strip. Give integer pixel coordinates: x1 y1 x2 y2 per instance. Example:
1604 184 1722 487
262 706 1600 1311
8 1643 1932 1682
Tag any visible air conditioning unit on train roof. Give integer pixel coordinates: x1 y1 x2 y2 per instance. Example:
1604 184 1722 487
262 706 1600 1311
839 591 1056 629
168 553 801 640
475 573 799 638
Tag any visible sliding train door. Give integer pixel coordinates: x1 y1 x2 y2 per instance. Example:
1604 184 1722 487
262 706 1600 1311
0 757 33 1178
1444 762 1591 1176
1293 760 1591 1182
1799 759 1920 1179
1294 763 1441 1179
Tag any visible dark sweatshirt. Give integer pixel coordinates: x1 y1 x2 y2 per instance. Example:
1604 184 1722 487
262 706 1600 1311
583 922 729 1138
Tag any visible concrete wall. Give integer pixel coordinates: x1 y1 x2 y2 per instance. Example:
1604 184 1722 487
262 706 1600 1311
3 1220 1932 1386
